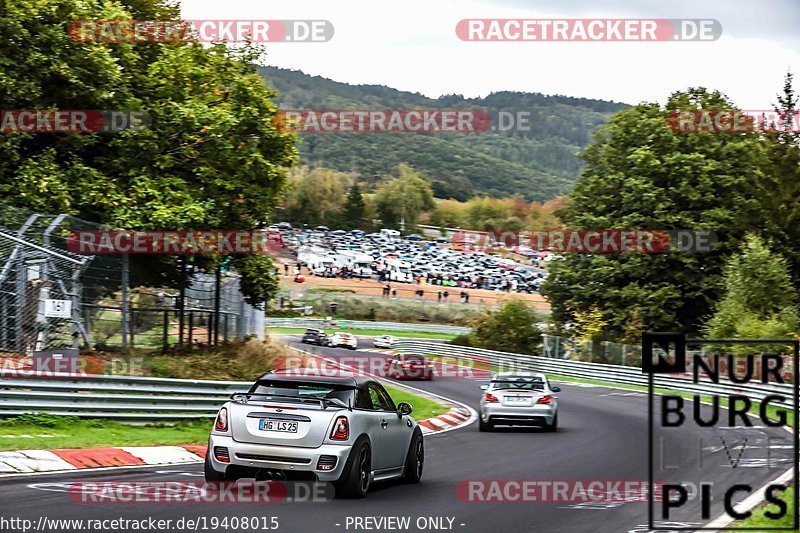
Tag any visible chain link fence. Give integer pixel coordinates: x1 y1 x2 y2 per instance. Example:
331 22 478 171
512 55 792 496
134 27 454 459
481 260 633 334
541 334 643 366
0 204 264 355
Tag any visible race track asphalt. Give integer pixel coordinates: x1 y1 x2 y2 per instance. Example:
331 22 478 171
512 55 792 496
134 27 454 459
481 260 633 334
0 339 792 533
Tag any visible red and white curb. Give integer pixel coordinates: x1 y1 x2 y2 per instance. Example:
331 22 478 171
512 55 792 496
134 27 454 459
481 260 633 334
0 445 206 476
0 347 477 477
417 407 472 434
0 401 471 476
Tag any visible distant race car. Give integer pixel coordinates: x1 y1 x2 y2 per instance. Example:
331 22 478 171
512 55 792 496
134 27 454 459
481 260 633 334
206 372 424 498
328 332 358 350
384 354 434 381
373 335 398 349
301 328 328 346
479 372 560 432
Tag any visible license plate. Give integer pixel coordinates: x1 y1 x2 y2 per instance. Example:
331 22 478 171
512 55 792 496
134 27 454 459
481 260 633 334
258 420 298 433
506 396 529 403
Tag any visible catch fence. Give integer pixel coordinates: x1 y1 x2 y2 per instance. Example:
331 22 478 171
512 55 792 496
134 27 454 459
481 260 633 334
0 204 264 355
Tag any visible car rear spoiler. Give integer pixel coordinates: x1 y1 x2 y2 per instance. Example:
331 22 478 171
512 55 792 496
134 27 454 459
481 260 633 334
230 393 352 411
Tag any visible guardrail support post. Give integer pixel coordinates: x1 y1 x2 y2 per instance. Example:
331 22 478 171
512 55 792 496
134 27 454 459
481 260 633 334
162 311 169 352
121 253 129 352
178 257 186 348
213 264 221 346
188 311 193 349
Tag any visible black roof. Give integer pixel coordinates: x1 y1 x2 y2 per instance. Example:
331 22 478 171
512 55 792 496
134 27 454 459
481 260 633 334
256 371 374 389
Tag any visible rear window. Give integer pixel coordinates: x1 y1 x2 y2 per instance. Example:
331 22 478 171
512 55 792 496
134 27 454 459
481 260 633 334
249 380 355 404
304 329 322 334
491 377 546 391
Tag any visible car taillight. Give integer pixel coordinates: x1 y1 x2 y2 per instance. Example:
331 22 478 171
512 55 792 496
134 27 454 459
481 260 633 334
330 416 349 440
537 395 552 404
215 407 228 431
484 393 499 403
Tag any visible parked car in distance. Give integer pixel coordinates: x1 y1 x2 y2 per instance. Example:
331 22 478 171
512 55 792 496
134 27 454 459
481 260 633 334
206 372 424 498
301 328 328 346
385 354 434 381
373 335 399 349
328 332 359 350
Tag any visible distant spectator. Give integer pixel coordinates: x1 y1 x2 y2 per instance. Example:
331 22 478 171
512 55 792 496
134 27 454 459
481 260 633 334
443 290 449 303
391 287 398 299
284 263 289 276
437 290 442 304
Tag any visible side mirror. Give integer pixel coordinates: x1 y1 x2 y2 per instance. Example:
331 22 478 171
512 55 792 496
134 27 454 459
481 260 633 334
397 402 413 417
551 386 561 393
480 384 489 391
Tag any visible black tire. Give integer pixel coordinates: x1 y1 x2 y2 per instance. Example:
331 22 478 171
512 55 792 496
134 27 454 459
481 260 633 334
204 454 232 483
545 413 558 432
403 431 424 483
334 440 371 498
478 417 492 432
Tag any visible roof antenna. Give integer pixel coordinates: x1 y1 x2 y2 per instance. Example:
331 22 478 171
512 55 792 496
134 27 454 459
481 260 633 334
348 397 353 412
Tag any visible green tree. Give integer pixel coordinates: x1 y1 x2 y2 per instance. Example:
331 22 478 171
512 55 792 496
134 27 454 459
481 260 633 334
0 0 297 304
542 88 769 335
468 298 542 355
233 255 280 309
706 234 799 339
758 72 800 285
374 164 435 230
282 166 351 227
342 183 367 229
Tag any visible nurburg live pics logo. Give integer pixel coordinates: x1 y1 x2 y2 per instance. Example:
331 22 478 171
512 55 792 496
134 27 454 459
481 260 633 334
643 332 800 530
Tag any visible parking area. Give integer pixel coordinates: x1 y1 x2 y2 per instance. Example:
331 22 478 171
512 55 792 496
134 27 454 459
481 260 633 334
274 225 552 299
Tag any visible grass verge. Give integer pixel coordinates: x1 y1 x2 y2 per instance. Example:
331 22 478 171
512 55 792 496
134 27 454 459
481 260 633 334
737 485 795 530
384 385 449 421
0 394 448 451
0 414 210 451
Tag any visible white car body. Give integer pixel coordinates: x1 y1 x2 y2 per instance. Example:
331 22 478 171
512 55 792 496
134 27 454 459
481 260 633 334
328 332 358 350
478 372 560 432
373 335 398 349
206 373 424 498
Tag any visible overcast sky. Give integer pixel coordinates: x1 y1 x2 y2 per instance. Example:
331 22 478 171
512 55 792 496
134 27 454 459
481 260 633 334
181 0 799 108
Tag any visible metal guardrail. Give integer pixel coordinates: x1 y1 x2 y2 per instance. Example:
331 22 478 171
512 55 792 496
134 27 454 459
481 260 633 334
265 318 469 335
0 371 251 421
3 340 792 422
394 341 797 409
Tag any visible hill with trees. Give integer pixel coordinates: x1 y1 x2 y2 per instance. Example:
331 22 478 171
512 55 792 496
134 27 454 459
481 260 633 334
258 66 628 201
